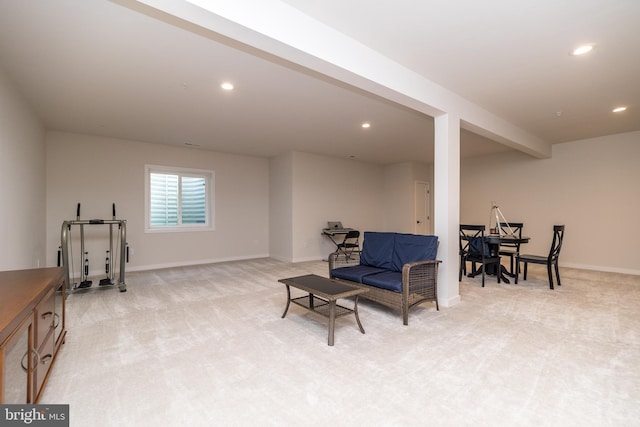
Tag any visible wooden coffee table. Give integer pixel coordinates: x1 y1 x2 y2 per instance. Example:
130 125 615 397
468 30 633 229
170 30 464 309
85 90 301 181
278 274 367 346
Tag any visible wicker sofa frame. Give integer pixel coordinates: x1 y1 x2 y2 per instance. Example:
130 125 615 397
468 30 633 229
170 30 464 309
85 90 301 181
328 251 440 325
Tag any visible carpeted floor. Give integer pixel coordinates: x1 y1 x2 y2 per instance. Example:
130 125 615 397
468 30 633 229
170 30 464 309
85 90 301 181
40 258 640 426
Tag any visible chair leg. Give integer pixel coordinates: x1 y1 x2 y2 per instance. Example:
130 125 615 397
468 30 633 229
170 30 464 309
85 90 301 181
509 255 514 275
554 262 562 287
523 262 528 280
547 263 554 290
515 259 520 284
481 265 485 287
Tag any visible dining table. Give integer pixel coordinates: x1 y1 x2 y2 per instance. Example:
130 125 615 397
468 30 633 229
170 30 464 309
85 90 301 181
468 233 530 284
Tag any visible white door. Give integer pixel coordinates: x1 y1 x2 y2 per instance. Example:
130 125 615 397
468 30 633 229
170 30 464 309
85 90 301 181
414 181 430 234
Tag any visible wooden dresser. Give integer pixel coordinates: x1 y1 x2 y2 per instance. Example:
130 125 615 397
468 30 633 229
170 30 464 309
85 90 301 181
0 267 66 403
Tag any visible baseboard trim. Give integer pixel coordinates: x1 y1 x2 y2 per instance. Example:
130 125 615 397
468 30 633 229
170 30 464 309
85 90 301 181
127 254 271 272
560 262 640 276
79 257 640 279
440 294 461 308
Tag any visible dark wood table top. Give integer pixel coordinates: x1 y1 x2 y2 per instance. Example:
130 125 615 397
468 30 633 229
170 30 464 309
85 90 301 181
0 267 64 344
322 228 355 236
278 274 367 300
486 234 530 244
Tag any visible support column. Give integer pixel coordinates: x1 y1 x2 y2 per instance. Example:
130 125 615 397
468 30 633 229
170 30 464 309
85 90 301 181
434 113 460 307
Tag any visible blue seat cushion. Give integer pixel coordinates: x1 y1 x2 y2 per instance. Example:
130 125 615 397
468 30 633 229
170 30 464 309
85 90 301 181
392 234 439 271
331 265 387 283
360 232 396 270
361 271 403 292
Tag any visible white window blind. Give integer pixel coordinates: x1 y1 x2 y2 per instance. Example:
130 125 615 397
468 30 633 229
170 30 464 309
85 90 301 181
180 176 206 224
150 173 179 226
146 165 213 231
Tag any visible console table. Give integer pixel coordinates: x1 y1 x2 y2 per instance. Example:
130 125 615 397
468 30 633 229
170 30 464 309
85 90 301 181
0 267 66 403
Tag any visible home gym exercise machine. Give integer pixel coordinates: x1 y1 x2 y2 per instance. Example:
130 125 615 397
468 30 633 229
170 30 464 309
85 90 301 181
60 203 127 293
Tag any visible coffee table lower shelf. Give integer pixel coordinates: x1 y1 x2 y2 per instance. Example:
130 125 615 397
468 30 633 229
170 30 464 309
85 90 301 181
290 295 356 318
279 274 367 346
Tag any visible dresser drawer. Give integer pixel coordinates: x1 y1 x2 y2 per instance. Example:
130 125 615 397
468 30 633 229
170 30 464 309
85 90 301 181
33 329 55 401
34 289 55 348
1 267 66 404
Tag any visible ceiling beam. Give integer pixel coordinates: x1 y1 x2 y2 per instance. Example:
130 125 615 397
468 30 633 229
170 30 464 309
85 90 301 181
117 0 552 158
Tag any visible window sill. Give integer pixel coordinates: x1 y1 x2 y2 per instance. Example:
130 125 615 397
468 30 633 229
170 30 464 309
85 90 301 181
145 225 214 233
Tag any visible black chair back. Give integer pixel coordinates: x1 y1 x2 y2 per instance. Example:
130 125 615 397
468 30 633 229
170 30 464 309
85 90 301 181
548 225 565 261
337 230 360 258
498 222 523 239
515 224 565 289
460 224 490 259
342 230 360 244
460 224 501 286
498 222 524 274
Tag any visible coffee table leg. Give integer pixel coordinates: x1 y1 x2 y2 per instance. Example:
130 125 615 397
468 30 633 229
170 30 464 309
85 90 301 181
281 285 291 318
354 295 365 334
328 301 336 346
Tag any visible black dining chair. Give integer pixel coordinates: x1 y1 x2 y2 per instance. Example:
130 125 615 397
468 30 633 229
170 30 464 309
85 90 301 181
336 230 360 258
459 224 501 287
515 225 565 289
498 222 524 274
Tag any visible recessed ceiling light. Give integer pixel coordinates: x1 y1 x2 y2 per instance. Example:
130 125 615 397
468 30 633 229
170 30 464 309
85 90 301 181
571 44 594 56
221 82 234 91
612 106 627 113
361 122 371 129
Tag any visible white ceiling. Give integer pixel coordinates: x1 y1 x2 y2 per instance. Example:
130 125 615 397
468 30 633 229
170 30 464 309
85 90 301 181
0 0 638 165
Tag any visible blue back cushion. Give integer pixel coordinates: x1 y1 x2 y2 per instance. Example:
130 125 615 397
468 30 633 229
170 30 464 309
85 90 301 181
392 234 438 271
360 232 396 270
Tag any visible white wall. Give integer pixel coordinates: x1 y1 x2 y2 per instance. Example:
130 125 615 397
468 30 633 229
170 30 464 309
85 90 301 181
0 67 46 270
384 163 414 233
267 151 388 262
269 152 293 261
5 60 631 277
461 131 640 275
45 132 270 273
383 161 432 234
291 151 387 261
269 153 435 262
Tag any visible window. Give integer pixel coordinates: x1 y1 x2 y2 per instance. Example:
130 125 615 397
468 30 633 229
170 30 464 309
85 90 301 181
145 165 214 232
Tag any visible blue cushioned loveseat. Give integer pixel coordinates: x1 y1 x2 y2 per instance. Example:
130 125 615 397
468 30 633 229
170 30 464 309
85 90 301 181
328 232 441 325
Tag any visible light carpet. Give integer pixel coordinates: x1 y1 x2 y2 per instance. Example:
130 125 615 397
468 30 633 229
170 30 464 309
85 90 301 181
40 258 640 427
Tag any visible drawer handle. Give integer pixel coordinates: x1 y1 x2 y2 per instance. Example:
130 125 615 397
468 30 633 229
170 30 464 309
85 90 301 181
21 352 28 372
21 350 40 372
40 354 53 366
41 311 53 319
53 312 61 329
